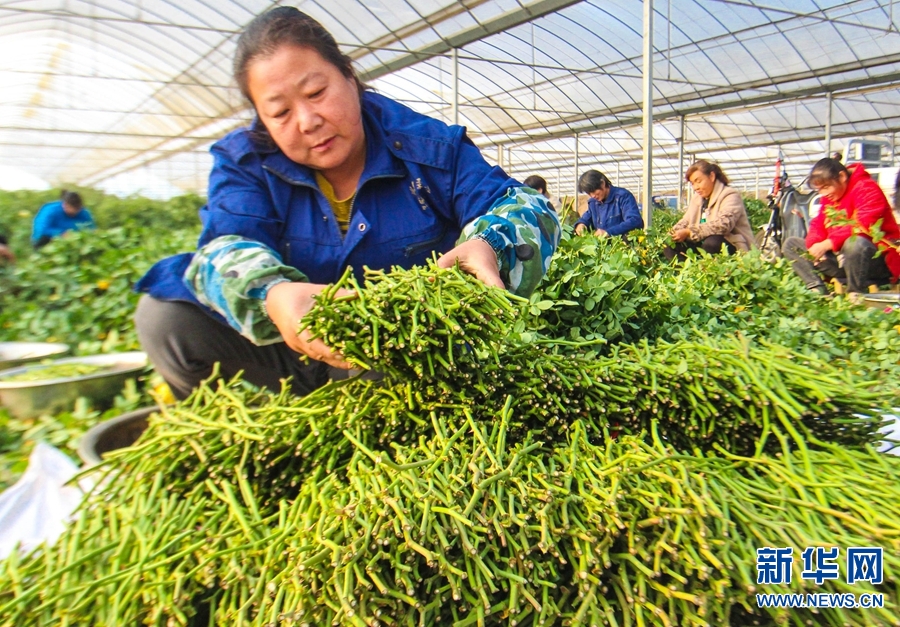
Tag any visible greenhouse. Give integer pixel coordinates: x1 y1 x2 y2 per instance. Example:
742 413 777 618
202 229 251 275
4 0 900 201
1 1 900 626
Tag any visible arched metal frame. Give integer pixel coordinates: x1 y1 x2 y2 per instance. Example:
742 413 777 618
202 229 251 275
1 0 899 200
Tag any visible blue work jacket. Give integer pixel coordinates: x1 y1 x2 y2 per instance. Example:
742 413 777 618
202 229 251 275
137 91 520 307
574 186 643 236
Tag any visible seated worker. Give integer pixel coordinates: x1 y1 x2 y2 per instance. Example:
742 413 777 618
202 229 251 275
574 170 643 238
665 160 754 261
782 157 899 297
31 191 95 249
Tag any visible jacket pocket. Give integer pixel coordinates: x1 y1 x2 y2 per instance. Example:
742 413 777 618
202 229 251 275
404 230 447 258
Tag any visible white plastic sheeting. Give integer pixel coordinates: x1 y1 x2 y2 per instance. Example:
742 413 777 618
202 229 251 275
0 443 87 559
1 0 899 198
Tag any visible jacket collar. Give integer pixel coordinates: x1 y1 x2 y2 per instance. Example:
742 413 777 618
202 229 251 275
257 95 407 188
590 185 618 207
708 179 727 206
847 163 871 188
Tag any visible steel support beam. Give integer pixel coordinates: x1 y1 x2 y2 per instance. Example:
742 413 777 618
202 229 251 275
642 0 654 230
348 0 492 61
358 0 583 83
824 91 833 158
451 48 459 125
574 133 580 198
677 115 685 212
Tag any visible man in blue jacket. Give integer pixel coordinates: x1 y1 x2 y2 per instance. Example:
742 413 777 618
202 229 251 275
574 170 643 239
31 191 95 249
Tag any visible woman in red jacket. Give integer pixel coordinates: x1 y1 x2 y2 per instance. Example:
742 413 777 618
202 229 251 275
782 157 900 297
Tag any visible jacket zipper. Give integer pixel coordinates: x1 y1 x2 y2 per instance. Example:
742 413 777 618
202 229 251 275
404 231 446 257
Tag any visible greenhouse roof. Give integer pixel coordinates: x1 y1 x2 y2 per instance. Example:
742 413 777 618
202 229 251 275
2 0 899 199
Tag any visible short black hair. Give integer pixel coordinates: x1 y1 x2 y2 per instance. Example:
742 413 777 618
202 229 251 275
578 170 610 194
61 191 83 210
522 175 547 194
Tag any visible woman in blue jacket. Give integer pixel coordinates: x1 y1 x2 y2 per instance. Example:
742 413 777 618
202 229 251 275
135 7 560 399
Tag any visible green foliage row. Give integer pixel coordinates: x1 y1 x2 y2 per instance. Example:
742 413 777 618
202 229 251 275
0 189 203 487
0 188 204 256
0 226 199 353
528 232 900 395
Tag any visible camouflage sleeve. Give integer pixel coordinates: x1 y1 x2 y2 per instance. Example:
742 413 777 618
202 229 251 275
184 235 308 345
459 186 561 297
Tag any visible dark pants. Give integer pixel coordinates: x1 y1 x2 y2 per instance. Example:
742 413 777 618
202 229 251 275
663 234 736 262
134 295 338 400
781 236 892 294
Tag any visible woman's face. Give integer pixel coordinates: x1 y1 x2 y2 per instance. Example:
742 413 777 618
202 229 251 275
814 172 849 202
247 45 365 175
688 169 717 199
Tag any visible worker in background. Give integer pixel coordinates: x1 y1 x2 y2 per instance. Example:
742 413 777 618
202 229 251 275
574 170 643 239
665 160 755 261
522 175 556 210
31 191 95 249
782 157 899 299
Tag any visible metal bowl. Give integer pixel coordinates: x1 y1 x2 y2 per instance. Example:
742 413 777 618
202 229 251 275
0 352 148 419
863 292 900 309
77 406 157 466
0 342 70 370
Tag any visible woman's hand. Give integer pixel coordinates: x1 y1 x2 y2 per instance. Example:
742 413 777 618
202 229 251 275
575 224 587 236
265 282 352 369
671 228 691 243
437 238 505 290
808 239 835 262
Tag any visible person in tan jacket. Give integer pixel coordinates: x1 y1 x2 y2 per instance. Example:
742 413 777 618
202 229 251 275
664 160 755 261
